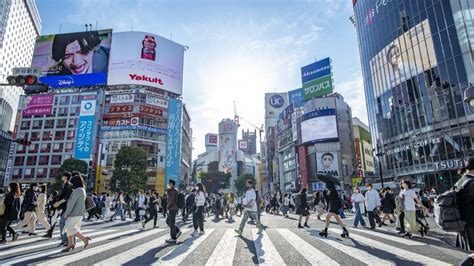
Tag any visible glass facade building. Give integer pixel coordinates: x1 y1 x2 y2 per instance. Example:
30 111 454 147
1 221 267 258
353 0 474 190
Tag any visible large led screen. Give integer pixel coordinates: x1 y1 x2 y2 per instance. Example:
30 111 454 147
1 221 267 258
31 29 112 88
301 109 338 143
107 31 184 95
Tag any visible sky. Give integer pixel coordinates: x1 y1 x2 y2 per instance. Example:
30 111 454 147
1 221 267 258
36 0 367 158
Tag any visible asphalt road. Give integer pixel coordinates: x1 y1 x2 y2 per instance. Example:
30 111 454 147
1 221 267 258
0 211 470 265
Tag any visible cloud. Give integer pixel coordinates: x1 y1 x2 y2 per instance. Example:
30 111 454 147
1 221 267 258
335 73 368 124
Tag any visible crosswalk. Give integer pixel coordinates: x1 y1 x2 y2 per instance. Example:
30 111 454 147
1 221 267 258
0 221 466 265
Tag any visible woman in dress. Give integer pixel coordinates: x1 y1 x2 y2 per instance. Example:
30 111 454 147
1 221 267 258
62 174 91 252
296 188 310 228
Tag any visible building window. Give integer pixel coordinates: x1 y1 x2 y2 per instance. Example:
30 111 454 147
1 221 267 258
45 120 54 129
59 96 70 105
42 131 52 141
14 156 24 166
38 156 49 165
58 107 68 117
32 120 42 129
57 119 67 128
51 155 62 165
31 131 40 141
24 168 34 177
50 168 59 177
37 168 47 177
54 131 65 141
26 156 36 166
68 118 76 128
67 130 75 139
40 143 50 152
20 120 30 130
53 143 63 152
65 142 73 152
28 144 38 153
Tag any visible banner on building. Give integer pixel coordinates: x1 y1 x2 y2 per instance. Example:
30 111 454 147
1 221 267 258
22 94 54 117
110 94 134 104
288 88 305 108
165 98 182 187
74 97 97 160
107 31 184 95
32 30 112 88
301 57 333 99
316 151 340 179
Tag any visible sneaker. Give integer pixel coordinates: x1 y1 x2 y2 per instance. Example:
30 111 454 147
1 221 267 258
191 231 198 236
304 223 310 228
142 221 146 229
12 233 19 242
28 232 37 236
199 231 205 235
153 225 159 228
176 230 182 239
0 240 6 244
234 229 242 236
165 239 176 244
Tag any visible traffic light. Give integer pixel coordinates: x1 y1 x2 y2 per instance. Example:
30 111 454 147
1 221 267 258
6 74 48 95
15 138 32 146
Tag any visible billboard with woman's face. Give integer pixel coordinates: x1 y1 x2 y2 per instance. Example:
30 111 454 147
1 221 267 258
369 19 437 97
31 29 112 88
316 151 339 179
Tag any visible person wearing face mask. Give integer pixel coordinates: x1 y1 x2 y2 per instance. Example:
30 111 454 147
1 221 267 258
16 183 38 236
399 180 421 238
165 180 182 243
234 179 264 236
365 183 382 229
352 186 367 228
0 183 21 243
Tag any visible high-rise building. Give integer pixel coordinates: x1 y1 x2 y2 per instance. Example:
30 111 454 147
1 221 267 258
353 0 474 190
241 129 257 155
180 104 192 187
0 0 41 131
352 117 374 185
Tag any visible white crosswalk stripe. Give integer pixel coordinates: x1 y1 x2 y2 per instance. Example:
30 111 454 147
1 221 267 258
276 228 339 265
328 228 450 265
0 222 460 266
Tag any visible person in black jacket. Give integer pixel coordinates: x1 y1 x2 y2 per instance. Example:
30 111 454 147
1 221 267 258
184 190 195 222
47 172 73 244
381 187 396 225
456 159 474 251
319 182 349 238
0 183 21 243
142 191 159 229
16 183 38 235
296 188 310 228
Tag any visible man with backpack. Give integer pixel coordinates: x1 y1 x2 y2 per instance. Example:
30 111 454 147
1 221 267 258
166 180 182 243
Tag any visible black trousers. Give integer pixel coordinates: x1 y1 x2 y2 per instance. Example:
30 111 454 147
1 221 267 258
181 208 186 222
166 210 180 239
87 207 101 220
0 219 16 241
399 211 405 232
144 208 158 226
368 210 381 228
193 206 204 232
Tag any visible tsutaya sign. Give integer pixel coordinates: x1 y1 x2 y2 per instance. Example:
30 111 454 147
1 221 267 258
434 159 463 170
386 137 441 155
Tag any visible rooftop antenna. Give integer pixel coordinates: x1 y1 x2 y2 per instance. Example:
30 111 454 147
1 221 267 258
58 24 62 33
85 24 89 31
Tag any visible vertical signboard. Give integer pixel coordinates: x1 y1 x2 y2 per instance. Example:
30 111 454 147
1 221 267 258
288 88 305 108
165 98 182 187
301 57 333 100
74 96 97 160
3 142 16 187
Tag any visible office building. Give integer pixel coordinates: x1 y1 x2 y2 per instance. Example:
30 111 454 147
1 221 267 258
241 129 257 155
352 117 374 186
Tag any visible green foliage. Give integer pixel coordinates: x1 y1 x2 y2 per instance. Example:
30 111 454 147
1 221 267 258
199 171 231 193
111 146 148 194
234 174 256 194
55 159 88 191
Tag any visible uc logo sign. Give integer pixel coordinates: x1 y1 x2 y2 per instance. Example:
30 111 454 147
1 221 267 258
269 95 285 108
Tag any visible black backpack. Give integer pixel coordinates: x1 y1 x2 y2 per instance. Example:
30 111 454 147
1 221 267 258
177 192 185 209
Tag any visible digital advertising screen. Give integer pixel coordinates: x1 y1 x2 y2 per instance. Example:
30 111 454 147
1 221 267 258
31 29 112 88
107 31 185 95
301 109 338 143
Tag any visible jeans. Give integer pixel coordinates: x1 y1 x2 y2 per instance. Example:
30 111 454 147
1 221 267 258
368 210 381 228
110 205 125 221
353 204 366 227
166 210 180 239
59 216 67 244
193 206 204 232
144 208 158 227
238 210 262 231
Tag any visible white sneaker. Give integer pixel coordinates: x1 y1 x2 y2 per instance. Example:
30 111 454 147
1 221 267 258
198 231 205 235
191 230 198 236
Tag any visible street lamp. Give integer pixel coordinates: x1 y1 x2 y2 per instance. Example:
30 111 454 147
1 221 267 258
374 143 386 189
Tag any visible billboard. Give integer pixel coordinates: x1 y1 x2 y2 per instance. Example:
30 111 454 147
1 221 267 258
102 117 139 126
107 31 184 95
22 94 54 117
32 30 112 88
218 119 237 175
165 98 182 187
277 104 294 134
288 88 305 108
301 109 338 143
370 19 436 97
205 133 218 146
74 97 97 160
316 151 340 179
110 94 134 104
301 57 333 100
264 93 288 129
145 95 168 109
239 140 248 149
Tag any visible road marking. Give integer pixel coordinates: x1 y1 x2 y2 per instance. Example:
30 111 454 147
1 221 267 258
328 228 450 265
94 229 172 265
276 229 339 265
308 229 392 265
206 229 238 266
0 229 94 250
252 229 285 265
350 227 426 246
33 229 160 266
152 229 214 265
0 229 115 258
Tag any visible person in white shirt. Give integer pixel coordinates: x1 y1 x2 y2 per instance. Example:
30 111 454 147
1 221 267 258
365 183 382 229
192 183 206 236
235 180 263 235
35 185 50 232
352 187 366 228
134 190 146 222
399 180 421 238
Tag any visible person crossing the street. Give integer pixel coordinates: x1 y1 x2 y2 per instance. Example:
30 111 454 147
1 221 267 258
142 191 159 229
365 183 382 229
296 187 310 228
165 180 182 243
352 186 367 228
234 179 263 236
319 182 349 238
192 183 206 236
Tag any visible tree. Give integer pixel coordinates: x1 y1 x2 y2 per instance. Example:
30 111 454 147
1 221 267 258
54 159 88 191
111 146 148 194
199 171 231 193
234 174 256 194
